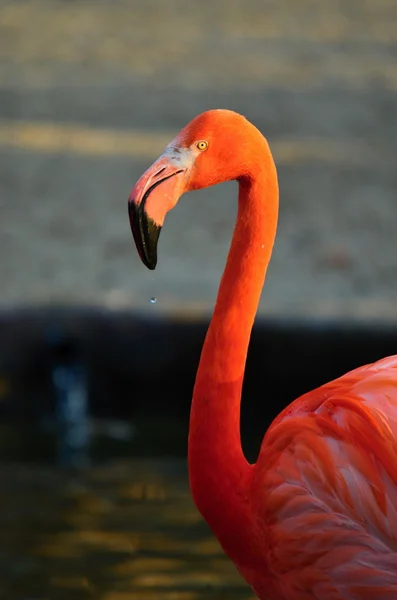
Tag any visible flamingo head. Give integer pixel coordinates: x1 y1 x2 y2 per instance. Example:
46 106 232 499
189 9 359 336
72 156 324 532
128 109 257 270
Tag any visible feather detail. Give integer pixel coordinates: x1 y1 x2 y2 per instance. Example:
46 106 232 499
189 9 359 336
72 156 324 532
252 356 397 598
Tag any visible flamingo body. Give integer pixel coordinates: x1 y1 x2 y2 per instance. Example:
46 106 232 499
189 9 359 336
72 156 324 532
128 109 397 598
251 355 397 598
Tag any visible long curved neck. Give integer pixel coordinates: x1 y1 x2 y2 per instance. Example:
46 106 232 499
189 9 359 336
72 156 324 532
188 140 278 564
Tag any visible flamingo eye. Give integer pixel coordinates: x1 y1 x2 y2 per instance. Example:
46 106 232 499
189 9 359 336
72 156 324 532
196 140 208 151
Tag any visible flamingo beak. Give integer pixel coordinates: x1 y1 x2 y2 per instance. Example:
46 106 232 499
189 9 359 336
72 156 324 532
128 148 192 270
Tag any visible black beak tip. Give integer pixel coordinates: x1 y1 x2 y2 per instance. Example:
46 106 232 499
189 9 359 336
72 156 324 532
128 200 161 271
145 255 157 271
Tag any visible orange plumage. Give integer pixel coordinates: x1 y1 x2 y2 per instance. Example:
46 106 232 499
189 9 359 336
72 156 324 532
128 109 397 598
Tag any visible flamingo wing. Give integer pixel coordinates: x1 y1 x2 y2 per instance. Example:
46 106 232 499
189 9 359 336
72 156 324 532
253 355 397 598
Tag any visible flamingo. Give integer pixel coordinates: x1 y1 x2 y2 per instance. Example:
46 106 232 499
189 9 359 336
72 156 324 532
127 109 397 599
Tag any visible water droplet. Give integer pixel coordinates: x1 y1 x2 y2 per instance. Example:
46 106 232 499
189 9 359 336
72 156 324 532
150 296 157 304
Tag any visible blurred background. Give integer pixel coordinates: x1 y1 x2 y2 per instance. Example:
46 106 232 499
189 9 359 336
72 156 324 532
1 0 397 598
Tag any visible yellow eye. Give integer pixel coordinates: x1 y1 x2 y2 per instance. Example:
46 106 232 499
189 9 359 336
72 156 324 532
196 140 208 151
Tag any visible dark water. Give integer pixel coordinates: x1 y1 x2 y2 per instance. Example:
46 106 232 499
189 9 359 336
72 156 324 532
1 457 254 600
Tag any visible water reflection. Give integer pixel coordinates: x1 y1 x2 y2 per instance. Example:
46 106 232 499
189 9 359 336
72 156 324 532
52 360 90 468
1 460 255 599
45 327 91 468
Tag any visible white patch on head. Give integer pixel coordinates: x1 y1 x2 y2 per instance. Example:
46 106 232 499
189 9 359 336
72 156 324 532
163 145 196 168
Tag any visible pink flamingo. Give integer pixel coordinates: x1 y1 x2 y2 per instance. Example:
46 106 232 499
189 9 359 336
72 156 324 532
128 109 397 599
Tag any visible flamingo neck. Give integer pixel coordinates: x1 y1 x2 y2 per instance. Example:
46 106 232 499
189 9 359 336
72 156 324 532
188 147 279 566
